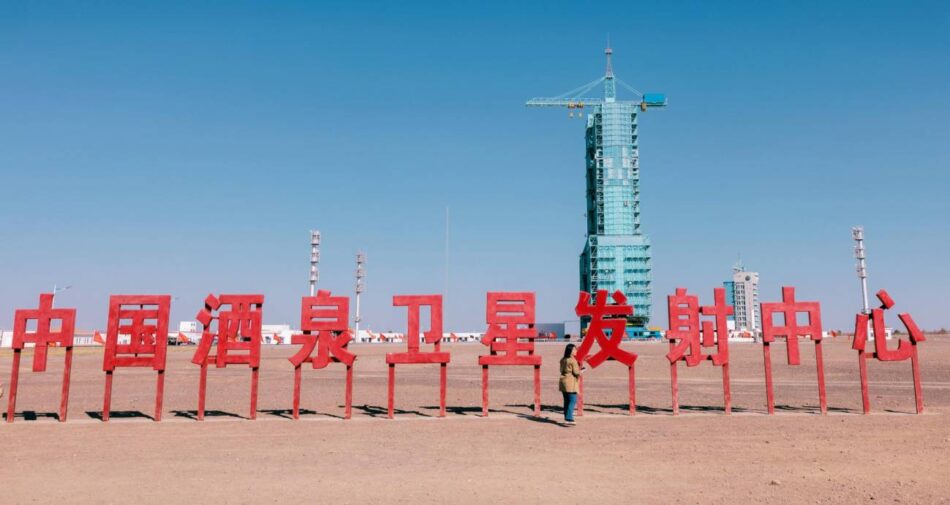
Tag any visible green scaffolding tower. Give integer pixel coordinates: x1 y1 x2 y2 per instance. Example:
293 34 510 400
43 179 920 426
527 45 666 330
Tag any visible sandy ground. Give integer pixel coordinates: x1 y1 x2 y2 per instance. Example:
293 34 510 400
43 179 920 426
2 337 949 504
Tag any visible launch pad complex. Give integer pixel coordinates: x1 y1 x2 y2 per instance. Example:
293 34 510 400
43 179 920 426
527 46 667 335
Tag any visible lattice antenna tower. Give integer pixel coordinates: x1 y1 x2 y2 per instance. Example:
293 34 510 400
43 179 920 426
309 230 321 296
355 251 366 336
852 226 870 314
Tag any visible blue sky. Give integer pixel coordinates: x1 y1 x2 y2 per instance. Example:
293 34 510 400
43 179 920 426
1 1 948 332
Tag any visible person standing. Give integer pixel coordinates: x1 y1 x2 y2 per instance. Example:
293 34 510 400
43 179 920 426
559 343 585 425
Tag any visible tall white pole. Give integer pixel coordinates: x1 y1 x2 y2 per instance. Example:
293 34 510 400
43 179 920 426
355 251 365 338
310 230 321 296
852 226 870 314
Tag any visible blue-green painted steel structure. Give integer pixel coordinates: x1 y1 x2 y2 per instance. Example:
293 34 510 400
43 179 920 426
527 46 666 327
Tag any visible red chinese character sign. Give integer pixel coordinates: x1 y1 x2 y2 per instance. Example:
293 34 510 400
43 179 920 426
574 290 637 415
385 295 450 419
288 290 356 420
102 295 171 422
191 294 264 420
760 287 826 414
666 287 733 415
852 290 925 414
478 292 541 417
6 293 76 423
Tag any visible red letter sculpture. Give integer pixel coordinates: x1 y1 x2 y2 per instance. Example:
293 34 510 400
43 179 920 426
6 293 76 423
288 290 356 419
574 290 637 415
191 294 264 420
760 287 826 414
102 295 171 422
666 287 733 415
478 292 541 417
853 289 925 414
385 295 450 419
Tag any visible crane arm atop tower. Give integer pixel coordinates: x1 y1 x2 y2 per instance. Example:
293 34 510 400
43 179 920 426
526 75 606 108
525 98 604 108
525 45 666 111
526 75 667 109
525 93 667 109
554 76 606 99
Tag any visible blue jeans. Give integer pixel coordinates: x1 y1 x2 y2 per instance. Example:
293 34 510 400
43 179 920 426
562 392 577 422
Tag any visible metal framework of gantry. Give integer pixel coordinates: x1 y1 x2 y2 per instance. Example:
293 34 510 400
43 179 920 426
527 45 667 328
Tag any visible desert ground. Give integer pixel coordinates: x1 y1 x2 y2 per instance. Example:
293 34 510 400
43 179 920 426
2 337 949 504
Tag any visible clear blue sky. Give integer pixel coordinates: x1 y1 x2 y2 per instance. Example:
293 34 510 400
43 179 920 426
1 1 947 332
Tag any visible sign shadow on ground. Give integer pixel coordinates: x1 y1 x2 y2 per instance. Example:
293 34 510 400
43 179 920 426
259 408 345 420
85 410 155 421
171 409 247 420
352 404 432 418
773 404 854 414
3 411 61 422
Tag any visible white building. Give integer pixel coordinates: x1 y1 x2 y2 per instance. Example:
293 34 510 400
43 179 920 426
726 263 760 333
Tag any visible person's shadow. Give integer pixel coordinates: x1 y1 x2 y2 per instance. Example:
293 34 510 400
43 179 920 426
505 403 575 427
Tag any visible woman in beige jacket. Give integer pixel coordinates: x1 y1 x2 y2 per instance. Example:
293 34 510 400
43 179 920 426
559 344 585 425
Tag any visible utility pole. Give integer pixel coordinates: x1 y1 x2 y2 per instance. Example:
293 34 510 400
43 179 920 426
355 251 366 339
852 226 870 314
310 230 321 296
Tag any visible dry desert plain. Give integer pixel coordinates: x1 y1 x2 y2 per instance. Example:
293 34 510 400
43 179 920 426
2 337 950 504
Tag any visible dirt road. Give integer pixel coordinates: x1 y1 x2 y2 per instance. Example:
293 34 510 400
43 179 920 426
2 338 948 504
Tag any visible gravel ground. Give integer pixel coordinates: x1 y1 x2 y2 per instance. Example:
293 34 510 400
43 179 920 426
2 337 948 504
